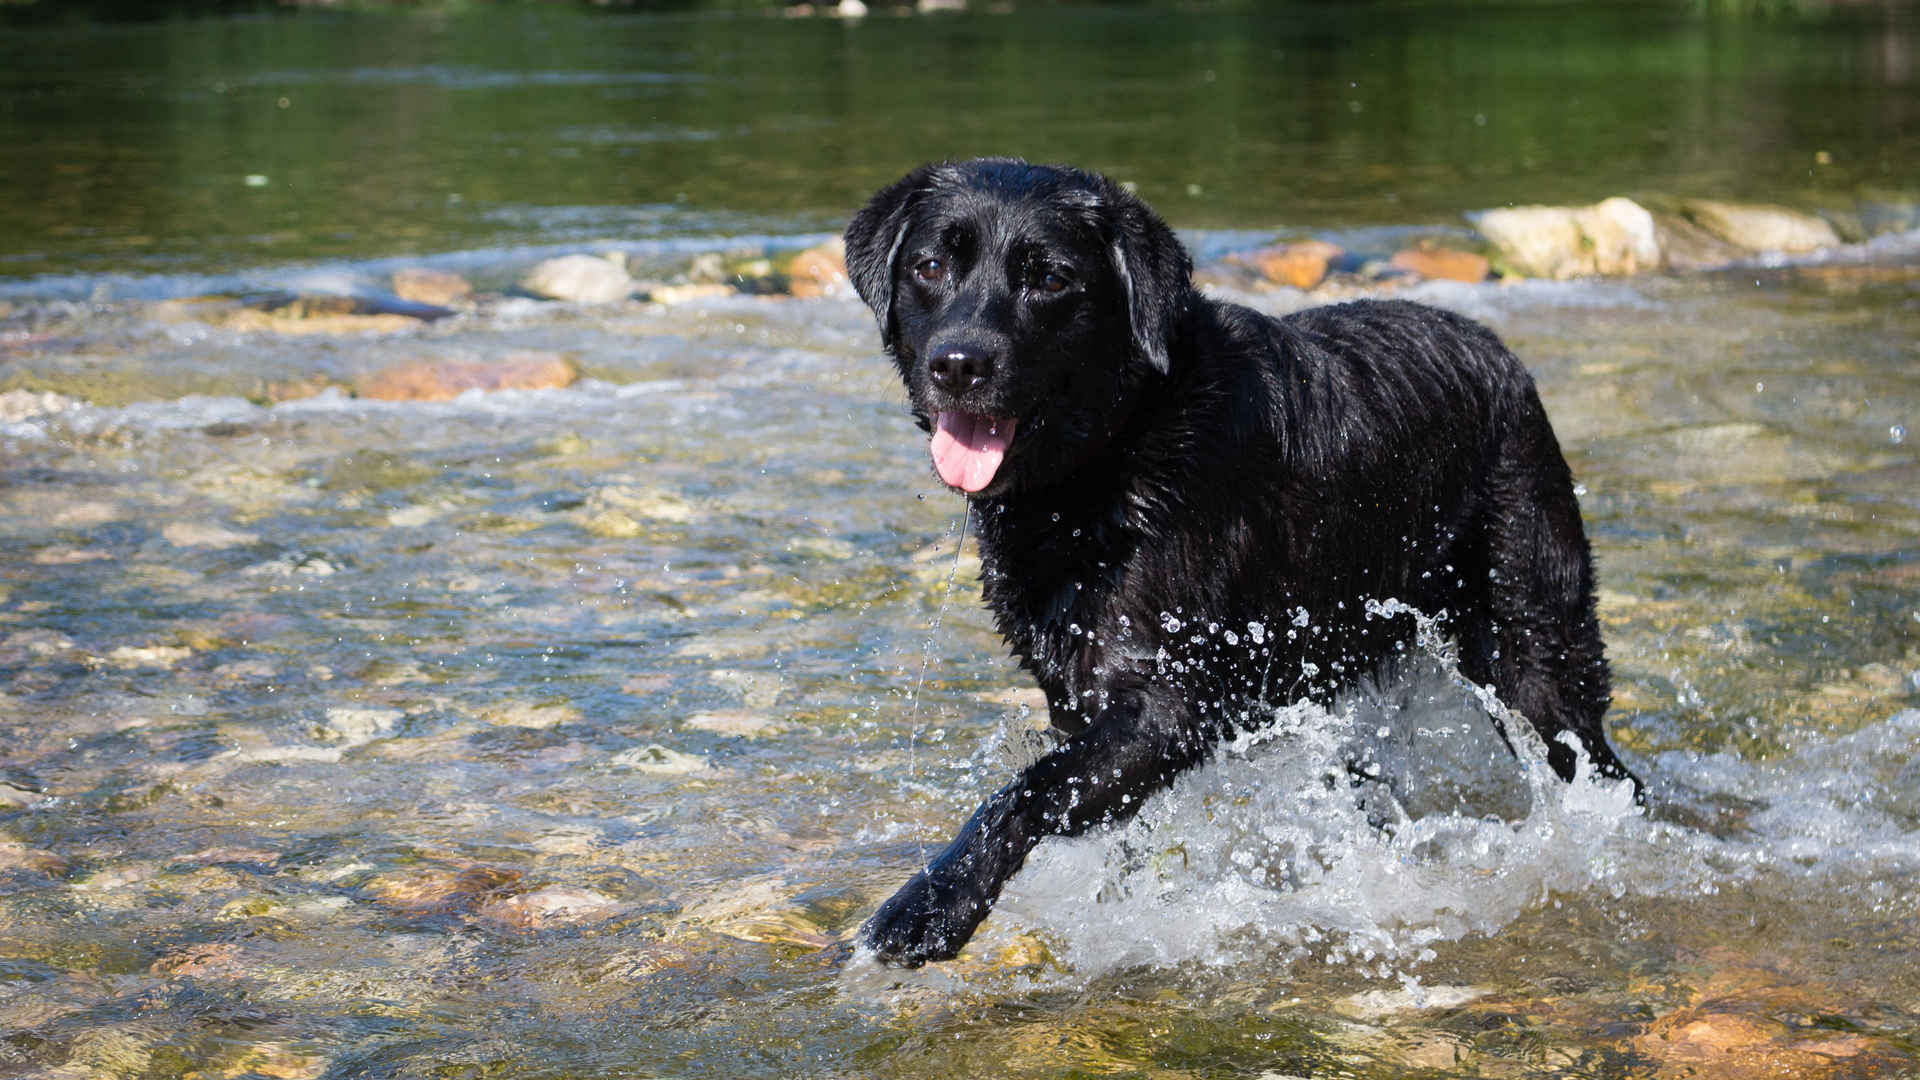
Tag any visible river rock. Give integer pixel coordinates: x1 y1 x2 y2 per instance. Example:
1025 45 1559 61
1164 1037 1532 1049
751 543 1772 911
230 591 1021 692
684 710 781 738
0 388 78 422
391 267 474 307
317 706 403 748
1681 199 1842 254
1474 197 1660 279
1856 199 1920 237
610 743 707 775
99 644 193 669
643 282 734 306
149 942 246 979
1653 212 1752 272
519 253 634 304
0 842 69 876
786 239 849 299
1389 247 1491 283
355 351 577 401
1336 984 1489 1019
364 865 522 915
477 884 622 929
1632 1005 1888 1076
162 521 260 549
195 1042 328 1080
1246 240 1344 289
1191 259 1267 293
158 297 426 336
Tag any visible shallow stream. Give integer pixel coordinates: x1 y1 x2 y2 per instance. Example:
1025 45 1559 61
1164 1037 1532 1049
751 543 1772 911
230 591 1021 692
2 246 1917 1077
3 4 1919 1077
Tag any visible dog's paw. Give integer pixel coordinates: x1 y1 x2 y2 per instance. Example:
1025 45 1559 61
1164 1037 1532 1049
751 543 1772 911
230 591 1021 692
859 870 987 967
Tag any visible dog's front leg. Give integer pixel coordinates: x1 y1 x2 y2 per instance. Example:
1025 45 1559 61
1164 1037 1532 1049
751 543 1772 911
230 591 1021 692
861 688 1211 966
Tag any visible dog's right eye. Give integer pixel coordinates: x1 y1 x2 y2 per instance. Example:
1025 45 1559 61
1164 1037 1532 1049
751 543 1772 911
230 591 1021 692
913 257 946 283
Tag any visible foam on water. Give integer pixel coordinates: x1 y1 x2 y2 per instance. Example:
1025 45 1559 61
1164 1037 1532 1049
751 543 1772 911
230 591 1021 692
934 611 1920 985
987 667 1641 980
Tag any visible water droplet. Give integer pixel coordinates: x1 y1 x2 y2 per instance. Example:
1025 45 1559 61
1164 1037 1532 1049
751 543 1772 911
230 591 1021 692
1891 424 1906 445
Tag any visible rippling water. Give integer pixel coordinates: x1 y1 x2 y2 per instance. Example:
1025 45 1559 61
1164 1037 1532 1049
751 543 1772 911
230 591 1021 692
2 243 1917 1075
2 3 1919 1076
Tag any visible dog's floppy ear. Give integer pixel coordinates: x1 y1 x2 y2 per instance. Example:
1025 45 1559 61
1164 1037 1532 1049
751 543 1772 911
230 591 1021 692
1105 188 1193 376
844 164 942 348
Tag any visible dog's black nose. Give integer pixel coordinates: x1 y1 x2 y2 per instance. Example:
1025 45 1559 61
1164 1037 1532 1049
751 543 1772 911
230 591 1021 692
927 344 993 391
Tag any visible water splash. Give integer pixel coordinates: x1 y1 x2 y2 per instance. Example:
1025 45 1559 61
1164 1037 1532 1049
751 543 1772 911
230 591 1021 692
976 629 1920 988
903 506 972 873
992 653 1646 981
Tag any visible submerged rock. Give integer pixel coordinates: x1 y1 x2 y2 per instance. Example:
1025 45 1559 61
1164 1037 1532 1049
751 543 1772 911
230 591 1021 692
684 710 782 738
0 388 79 422
1680 199 1842 254
1473 197 1660 279
97 644 194 669
390 267 474 307
154 294 444 335
364 864 522 915
610 743 708 775
186 1041 328 1080
1335 984 1490 1019
1244 240 1344 290
642 282 735 305
162 521 260 549
575 484 698 538
1389 247 1491 283
785 239 849 299
355 351 577 401
0 842 69 877
477 884 622 930
149 942 246 980
519 253 634 304
317 706 403 748
1653 212 1753 272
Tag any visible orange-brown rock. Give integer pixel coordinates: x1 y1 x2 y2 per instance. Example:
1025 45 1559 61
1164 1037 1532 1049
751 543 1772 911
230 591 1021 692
786 240 849 299
150 942 245 979
0 842 70 876
260 375 340 404
477 885 623 930
1391 247 1492 283
391 268 474 307
1630 953 1904 1077
363 865 522 915
1247 240 1344 290
356 352 576 402
1632 1006 1894 1077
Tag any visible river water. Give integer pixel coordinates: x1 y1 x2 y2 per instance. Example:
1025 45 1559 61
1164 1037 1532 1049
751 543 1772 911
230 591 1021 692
3 4 1919 1079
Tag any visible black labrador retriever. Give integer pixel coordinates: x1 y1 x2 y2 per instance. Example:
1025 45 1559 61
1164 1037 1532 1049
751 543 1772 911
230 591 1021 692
845 158 1638 967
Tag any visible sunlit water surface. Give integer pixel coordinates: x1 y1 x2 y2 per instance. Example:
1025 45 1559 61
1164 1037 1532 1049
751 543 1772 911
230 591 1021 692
1 240 1917 1076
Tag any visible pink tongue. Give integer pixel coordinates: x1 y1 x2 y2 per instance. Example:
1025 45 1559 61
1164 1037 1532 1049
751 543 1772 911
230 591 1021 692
929 411 1016 493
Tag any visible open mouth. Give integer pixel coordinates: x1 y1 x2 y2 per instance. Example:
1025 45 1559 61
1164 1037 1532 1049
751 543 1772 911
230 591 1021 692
929 411 1017 493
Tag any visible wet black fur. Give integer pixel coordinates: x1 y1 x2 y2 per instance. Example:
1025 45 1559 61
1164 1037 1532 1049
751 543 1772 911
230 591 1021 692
846 158 1638 966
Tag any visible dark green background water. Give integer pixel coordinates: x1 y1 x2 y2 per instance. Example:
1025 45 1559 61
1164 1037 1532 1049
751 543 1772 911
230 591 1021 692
1 2 1914 279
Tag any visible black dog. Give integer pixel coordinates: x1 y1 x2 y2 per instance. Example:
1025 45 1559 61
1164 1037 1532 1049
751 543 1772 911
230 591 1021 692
845 158 1638 967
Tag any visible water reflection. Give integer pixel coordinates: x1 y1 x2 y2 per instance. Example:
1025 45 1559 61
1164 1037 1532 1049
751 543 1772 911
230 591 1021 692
1 3 1915 276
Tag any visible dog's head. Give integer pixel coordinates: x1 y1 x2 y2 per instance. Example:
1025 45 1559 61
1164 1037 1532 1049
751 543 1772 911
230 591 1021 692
845 158 1192 497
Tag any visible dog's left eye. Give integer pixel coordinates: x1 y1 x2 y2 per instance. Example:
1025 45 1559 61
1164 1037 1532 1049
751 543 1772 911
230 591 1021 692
913 257 946 283
1035 271 1070 294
